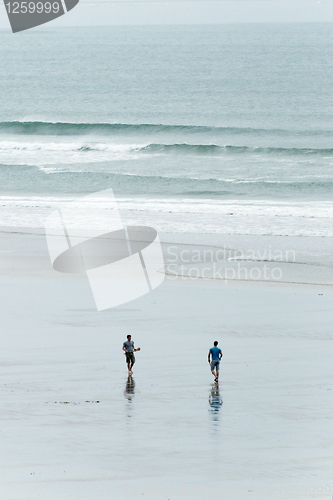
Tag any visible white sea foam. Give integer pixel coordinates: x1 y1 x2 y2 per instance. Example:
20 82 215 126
0 140 148 164
0 195 332 238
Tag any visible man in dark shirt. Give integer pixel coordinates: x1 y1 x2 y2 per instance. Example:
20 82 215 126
122 335 137 375
208 341 223 382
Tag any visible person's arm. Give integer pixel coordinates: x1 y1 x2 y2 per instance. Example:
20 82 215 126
219 350 223 360
122 343 127 353
208 350 211 363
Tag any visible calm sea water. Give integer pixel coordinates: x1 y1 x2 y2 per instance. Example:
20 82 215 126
0 24 333 235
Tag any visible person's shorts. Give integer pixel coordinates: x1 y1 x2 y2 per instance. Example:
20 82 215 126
210 360 220 371
126 352 135 364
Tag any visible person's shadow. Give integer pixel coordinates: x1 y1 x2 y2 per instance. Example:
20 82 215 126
209 382 223 422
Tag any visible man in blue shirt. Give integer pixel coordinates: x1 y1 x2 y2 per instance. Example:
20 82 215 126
208 341 223 382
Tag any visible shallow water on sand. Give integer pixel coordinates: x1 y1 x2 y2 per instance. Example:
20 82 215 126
0 272 332 499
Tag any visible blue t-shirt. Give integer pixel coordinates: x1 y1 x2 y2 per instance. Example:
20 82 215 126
209 346 221 361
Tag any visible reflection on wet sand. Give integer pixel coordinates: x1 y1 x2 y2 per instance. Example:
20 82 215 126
124 375 135 403
209 383 223 422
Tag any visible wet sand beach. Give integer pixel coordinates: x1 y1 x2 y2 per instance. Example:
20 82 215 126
0 229 332 499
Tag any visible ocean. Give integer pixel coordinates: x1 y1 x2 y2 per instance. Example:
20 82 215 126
0 23 333 236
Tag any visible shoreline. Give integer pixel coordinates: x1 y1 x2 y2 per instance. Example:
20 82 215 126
1 226 332 286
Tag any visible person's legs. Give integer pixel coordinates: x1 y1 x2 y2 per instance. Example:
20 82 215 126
129 353 135 374
210 360 220 381
211 360 216 379
126 353 132 374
